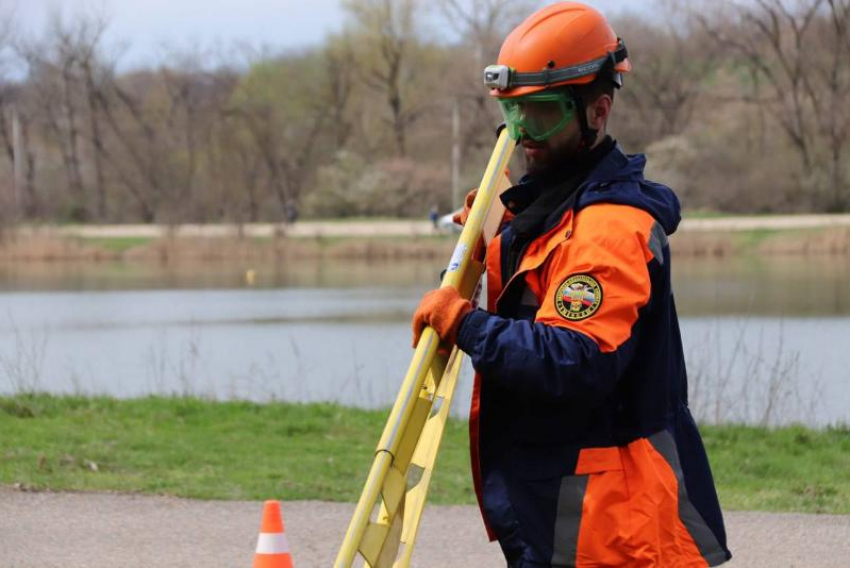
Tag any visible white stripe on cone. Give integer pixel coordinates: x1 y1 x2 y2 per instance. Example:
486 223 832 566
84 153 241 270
256 532 290 554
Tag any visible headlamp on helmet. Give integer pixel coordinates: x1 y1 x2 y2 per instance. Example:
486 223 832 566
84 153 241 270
484 65 512 91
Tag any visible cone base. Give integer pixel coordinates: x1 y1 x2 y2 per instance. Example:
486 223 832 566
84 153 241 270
253 552 294 568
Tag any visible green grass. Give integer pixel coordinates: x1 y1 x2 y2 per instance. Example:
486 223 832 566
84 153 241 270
81 237 153 253
1 395 847 513
702 424 850 514
0 395 475 504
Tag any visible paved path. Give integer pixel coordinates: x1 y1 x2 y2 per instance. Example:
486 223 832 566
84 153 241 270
1 487 848 567
14 214 850 241
16 221 442 240
679 214 850 232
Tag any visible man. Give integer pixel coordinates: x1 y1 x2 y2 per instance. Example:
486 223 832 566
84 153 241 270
430 204 440 230
412 3 732 567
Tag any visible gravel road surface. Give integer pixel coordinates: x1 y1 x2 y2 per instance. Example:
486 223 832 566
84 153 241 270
1 487 848 567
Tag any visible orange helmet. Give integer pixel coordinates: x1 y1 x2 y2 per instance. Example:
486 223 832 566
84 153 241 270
484 2 631 98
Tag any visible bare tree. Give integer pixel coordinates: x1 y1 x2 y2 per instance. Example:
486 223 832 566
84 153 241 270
211 112 264 223
228 52 329 222
614 7 722 146
159 51 213 221
97 70 164 222
0 86 39 219
696 0 850 210
19 12 113 221
323 34 358 150
78 33 110 219
343 0 421 157
808 0 850 210
437 0 538 69
0 5 40 221
435 1 538 150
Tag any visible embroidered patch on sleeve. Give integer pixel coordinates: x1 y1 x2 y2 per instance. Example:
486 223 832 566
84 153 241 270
554 274 603 321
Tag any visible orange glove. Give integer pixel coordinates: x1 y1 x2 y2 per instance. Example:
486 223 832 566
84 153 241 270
451 183 517 228
452 188 478 226
411 286 473 348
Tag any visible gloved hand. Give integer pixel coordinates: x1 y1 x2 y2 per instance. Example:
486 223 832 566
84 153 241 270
452 188 478 226
451 172 514 228
411 286 473 348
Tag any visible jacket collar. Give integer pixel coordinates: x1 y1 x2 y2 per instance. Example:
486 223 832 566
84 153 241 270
581 142 643 189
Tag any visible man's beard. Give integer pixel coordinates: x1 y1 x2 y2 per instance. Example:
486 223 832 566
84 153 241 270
523 135 584 178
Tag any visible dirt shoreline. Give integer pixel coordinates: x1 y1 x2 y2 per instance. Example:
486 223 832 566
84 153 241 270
1 487 848 567
2 218 850 262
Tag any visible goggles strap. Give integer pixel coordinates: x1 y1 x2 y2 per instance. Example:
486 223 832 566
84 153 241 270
508 40 628 88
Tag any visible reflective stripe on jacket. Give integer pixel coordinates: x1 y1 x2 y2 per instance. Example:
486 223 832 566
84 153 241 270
455 145 731 567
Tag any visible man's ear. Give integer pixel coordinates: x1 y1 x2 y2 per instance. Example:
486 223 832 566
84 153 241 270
587 94 613 131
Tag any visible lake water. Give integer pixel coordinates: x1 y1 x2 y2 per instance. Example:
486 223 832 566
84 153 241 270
0 255 848 427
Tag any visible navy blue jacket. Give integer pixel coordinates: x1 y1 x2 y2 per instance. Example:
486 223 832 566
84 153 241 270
455 145 731 567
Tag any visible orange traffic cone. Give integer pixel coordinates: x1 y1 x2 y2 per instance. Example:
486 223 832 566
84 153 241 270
253 500 294 568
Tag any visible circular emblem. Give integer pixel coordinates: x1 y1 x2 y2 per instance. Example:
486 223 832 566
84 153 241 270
554 274 603 321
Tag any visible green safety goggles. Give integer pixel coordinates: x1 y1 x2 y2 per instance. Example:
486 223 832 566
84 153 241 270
498 91 577 142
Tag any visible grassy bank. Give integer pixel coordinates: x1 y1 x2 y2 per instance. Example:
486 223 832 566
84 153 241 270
1 395 848 513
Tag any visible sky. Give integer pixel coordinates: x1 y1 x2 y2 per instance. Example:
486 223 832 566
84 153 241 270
11 0 348 69
9 0 644 70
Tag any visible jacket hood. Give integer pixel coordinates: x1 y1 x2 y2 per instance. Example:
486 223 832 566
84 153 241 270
576 144 681 235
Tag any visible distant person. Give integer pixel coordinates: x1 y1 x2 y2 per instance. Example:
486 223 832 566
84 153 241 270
429 204 439 230
411 3 731 566
285 203 298 224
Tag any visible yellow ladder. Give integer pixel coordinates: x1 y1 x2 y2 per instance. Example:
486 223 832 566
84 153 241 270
335 129 516 567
